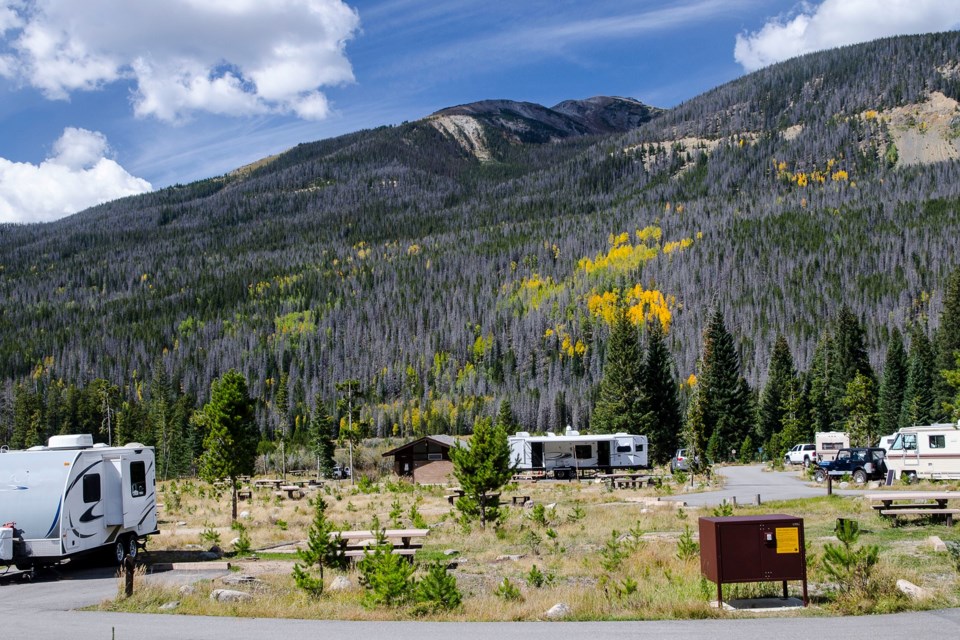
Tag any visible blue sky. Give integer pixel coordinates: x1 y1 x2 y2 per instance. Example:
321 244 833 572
1 0 959 223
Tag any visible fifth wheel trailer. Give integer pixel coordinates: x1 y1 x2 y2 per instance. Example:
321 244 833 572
509 430 648 478
0 434 158 570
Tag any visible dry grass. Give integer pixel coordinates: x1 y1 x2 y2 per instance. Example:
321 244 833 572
100 469 960 620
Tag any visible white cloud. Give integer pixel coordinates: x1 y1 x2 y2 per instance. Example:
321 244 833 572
0 128 152 224
0 1 360 122
735 0 960 71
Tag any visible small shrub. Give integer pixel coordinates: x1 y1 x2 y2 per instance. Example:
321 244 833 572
711 500 734 517
276 519 288 531
357 475 378 494
526 564 555 588
566 503 586 523
672 470 688 486
231 521 251 556
415 561 462 612
409 498 428 529
389 498 403 527
599 530 626 572
494 577 523 601
946 540 960 572
822 519 879 595
199 524 221 547
676 524 699 561
357 546 416 607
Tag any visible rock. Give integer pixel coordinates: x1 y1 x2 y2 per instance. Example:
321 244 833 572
443 549 460 556
545 503 557 510
222 574 260 585
229 537 241 547
177 584 195 596
210 589 253 603
928 535 947 552
177 521 187 526
495 554 526 562
545 603 570 619
239 511 251 520
329 576 353 592
896 579 929 600
159 601 180 610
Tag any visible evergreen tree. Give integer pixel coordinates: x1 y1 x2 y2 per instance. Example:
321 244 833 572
935 267 960 420
698 309 753 462
830 306 874 430
877 328 908 437
591 303 649 434
809 329 837 433
292 496 346 596
641 317 682 465
843 372 878 446
900 324 936 429
758 334 795 447
495 398 520 433
196 370 259 520
307 398 337 479
449 416 515 528
778 372 811 457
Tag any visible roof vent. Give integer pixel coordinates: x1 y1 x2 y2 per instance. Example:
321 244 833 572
47 434 94 449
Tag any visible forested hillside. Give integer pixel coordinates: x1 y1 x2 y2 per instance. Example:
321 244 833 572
2 32 960 471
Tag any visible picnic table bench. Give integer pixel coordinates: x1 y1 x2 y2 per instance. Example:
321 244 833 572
329 528 430 559
446 489 465 504
511 495 531 505
598 473 662 489
277 485 305 499
869 491 958 527
237 487 253 501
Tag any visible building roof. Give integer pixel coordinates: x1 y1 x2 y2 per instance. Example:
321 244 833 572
381 434 463 457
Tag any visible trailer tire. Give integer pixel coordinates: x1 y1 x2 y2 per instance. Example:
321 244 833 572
127 536 139 560
110 538 127 566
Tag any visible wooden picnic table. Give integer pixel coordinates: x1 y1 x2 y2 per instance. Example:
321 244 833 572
329 528 430 559
598 473 661 489
253 478 285 489
278 485 305 499
868 491 959 526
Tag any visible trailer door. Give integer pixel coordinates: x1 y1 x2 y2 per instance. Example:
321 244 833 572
531 442 544 469
102 457 123 526
124 457 150 529
597 441 610 467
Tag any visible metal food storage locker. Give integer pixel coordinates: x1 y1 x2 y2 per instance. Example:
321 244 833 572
699 514 808 607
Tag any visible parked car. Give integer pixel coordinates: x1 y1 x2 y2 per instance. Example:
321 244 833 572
784 443 817 466
670 448 697 473
813 447 887 484
331 465 351 480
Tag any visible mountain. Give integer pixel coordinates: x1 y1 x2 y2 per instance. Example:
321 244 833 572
1 32 960 444
428 96 661 157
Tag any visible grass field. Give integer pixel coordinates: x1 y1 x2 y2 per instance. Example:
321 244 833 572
99 467 960 620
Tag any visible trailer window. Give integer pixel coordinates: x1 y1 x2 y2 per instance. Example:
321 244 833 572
929 435 946 449
574 445 592 459
83 474 101 503
902 434 917 451
616 439 632 453
130 461 146 497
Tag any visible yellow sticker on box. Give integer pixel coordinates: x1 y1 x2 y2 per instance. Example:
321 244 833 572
776 527 800 554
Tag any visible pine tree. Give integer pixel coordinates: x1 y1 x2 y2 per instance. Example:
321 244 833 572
758 334 795 448
449 416 515 528
195 370 259 521
307 398 336 479
830 306 874 430
843 372 878 446
495 398 520 433
641 317 682 465
877 328 908 437
292 496 346 596
698 309 753 462
935 268 960 420
900 324 936 429
591 303 649 434
809 329 837 433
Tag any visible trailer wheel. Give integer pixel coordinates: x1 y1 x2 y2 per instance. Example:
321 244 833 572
127 536 139 559
111 539 127 566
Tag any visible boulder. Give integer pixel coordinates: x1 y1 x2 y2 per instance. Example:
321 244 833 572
443 549 460 556
210 589 253 603
177 584 195 596
545 603 570 619
329 575 353 592
928 535 947 552
896 579 929 600
239 511 251 520
159 601 180 611
495 554 525 562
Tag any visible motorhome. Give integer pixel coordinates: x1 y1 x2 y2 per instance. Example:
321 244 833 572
884 422 960 481
508 430 648 479
0 434 158 570
815 431 849 462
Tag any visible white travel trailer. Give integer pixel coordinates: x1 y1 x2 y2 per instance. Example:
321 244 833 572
509 430 649 479
884 422 960 481
0 434 158 570
815 431 850 462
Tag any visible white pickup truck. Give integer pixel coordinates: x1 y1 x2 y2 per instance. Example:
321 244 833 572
784 443 816 466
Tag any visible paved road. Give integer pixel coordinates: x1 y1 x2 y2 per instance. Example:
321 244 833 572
663 464 868 507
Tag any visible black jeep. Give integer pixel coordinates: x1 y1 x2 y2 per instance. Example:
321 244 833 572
813 447 887 484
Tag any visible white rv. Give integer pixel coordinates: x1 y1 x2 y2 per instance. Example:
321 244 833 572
815 431 849 462
884 422 960 481
0 434 158 570
509 430 648 479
